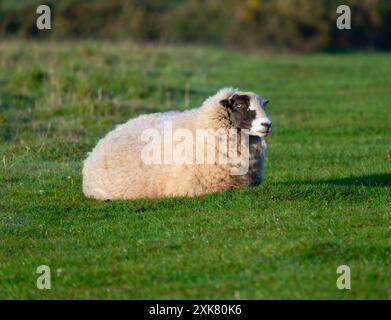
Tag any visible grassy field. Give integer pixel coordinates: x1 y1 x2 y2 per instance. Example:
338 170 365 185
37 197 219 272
0 41 390 299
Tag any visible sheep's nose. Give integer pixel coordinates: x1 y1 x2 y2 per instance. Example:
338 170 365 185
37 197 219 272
261 121 272 129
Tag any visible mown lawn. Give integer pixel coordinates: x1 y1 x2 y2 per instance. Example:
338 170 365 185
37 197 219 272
0 41 390 299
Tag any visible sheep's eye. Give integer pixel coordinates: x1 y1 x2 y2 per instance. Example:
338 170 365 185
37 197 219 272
237 104 245 108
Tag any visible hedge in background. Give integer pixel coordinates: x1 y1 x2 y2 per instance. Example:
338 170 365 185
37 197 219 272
1 0 390 52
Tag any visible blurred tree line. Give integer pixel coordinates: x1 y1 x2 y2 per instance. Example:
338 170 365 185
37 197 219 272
1 0 390 51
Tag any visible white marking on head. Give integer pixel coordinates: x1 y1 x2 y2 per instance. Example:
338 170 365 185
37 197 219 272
248 95 272 137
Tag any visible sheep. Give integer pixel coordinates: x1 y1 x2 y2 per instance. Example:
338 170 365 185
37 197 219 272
82 88 272 200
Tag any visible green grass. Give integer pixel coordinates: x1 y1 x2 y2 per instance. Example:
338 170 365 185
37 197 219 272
0 41 390 299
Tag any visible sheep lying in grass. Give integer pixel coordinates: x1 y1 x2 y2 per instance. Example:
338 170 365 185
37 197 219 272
83 88 272 200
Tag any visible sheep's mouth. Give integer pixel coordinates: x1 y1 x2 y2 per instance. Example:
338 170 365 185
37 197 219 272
250 129 271 137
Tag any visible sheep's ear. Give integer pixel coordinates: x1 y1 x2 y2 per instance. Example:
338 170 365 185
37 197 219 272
262 99 270 108
220 99 232 108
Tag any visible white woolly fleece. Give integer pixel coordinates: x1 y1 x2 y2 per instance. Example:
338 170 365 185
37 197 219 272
82 88 267 200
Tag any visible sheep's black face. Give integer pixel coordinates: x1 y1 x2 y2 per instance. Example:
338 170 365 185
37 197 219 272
219 94 256 130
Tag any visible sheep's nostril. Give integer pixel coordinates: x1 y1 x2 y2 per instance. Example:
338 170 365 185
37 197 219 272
261 122 272 129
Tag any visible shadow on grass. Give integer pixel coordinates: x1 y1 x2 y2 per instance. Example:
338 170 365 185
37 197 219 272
96 174 390 214
286 174 391 187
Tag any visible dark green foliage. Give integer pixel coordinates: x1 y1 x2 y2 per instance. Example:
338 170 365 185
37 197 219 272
1 0 391 51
